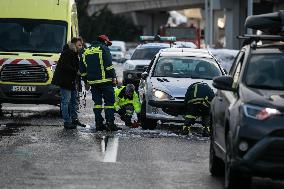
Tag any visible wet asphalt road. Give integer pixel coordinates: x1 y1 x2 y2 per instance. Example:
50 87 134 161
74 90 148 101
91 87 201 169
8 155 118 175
1 63 284 189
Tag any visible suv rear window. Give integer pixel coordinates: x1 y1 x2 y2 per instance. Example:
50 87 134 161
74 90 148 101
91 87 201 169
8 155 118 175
131 47 164 60
245 54 284 90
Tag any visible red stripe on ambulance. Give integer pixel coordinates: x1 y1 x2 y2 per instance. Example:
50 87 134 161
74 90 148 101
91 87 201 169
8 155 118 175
0 58 7 66
10 59 22 64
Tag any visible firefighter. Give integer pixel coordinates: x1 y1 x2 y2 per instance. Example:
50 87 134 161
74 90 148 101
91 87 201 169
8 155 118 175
114 84 141 127
183 82 215 137
80 35 120 131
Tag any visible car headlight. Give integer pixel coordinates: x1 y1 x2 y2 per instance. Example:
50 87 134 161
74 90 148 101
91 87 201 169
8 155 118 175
243 104 281 120
124 63 135 70
51 64 57 72
153 89 174 101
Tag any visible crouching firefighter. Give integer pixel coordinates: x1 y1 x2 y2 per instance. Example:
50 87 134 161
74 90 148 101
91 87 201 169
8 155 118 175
183 82 215 137
114 84 141 127
80 34 121 131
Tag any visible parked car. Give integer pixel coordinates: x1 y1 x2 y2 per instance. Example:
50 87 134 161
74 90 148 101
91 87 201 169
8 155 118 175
210 34 284 189
123 42 171 87
138 48 225 129
209 48 239 73
109 40 126 63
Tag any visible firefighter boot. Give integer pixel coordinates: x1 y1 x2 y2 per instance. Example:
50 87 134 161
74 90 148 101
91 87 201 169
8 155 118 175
106 121 122 131
202 126 210 137
95 122 107 132
181 125 191 135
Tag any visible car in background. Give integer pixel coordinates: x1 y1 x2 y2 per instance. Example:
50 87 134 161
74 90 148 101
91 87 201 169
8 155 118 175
138 48 225 130
110 40 126 63
210 11 284 189
209 48 239 73
123 42 171 87
173 41 197 48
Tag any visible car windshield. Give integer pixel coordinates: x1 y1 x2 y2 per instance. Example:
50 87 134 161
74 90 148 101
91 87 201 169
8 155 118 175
109 46 122 52
152 56 222 79
245 54 284 90
131 47 164 60
0 18 67 53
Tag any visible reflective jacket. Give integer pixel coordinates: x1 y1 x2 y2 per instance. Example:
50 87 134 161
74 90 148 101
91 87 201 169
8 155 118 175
114 86 141 113
80 41 116 85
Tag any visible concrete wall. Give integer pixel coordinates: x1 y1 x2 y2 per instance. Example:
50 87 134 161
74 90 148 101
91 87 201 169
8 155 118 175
130 11 169 35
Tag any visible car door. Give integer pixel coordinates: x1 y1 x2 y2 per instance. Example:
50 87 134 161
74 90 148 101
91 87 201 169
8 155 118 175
138 55 157 102
214 51 245 152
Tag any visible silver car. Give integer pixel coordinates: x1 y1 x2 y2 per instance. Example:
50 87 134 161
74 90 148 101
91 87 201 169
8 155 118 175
138 48 225 129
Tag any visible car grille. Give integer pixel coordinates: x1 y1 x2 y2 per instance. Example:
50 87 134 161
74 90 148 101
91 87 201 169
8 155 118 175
258 141 284 163
135 65 148 72
0 64 48 83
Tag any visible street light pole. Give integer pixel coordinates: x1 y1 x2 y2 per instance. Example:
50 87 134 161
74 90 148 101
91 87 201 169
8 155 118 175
247 0 253 34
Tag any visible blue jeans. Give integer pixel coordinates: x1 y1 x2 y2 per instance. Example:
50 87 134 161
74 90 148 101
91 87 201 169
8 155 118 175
60 88 78 123
90 84 115 124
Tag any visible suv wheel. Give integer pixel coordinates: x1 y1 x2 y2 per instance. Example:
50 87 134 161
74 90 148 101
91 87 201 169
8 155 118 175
225 132 251 189
140 100 157 130
209 128 224 176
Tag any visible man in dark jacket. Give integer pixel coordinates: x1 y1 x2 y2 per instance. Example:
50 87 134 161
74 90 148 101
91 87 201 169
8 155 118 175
80 35 120 131
52 37 85 129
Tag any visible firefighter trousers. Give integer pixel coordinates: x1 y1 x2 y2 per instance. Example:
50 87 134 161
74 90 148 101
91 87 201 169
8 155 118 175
91 83 115 125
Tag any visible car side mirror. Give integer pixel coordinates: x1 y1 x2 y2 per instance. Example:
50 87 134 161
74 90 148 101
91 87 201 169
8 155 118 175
141 72 149 80
213 76 235 91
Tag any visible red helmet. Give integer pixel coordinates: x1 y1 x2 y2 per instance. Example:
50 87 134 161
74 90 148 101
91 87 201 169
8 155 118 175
98 35 112 46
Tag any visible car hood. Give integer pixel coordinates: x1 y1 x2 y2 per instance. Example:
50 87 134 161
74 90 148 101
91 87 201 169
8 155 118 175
150 77 214 98
125 59 151 66
240 84 284 110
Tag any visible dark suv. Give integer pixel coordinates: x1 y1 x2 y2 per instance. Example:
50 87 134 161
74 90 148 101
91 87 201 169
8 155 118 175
209 13 284 188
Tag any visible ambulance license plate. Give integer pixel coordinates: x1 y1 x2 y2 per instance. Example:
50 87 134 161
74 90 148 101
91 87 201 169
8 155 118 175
12 86 36 92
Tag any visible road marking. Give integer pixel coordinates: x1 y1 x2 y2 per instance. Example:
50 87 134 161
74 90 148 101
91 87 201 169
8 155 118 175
103 137 119 163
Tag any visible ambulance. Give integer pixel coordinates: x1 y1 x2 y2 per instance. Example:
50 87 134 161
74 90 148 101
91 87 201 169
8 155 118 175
0 0 79 112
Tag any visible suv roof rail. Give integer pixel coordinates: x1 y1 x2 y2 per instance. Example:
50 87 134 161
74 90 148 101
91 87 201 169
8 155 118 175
237 34 284 47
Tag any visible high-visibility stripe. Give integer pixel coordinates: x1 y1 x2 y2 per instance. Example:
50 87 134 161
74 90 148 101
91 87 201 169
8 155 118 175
87 78 112 84
104 106 114 109
194 84 198 98
27 59 38 65
94 105 103 109
185 114 196 119
81 73 87 77
0 58 7 66
10 59 22 64
0 58 55 67
94 105 114 109
106 65 114 70
42 60 52 67
188 97 210 104
83 46 106 80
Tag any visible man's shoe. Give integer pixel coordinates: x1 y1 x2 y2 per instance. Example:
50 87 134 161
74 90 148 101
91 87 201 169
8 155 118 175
64 122 77 129
106 122 122 131
95 123 107 131
72 119 86 127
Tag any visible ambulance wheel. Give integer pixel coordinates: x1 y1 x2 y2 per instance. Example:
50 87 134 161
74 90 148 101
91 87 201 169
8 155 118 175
141 100 157 130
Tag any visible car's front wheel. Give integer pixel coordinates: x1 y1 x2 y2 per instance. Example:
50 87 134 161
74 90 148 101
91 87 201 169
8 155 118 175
140 100 157 130
225 132 251 189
